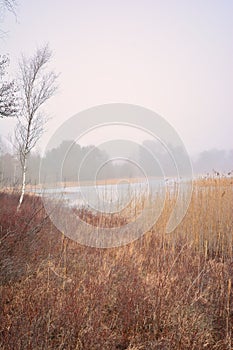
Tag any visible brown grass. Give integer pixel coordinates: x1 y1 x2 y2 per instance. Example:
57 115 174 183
0 177 233 349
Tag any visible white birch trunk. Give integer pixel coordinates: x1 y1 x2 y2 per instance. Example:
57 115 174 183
17 157 27 211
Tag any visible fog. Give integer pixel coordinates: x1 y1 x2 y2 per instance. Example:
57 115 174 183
1 0 233 156
0 135 232 186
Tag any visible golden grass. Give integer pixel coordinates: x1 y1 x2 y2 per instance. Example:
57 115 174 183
0 177 233 349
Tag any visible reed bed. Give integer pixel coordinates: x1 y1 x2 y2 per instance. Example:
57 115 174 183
0 177 233 349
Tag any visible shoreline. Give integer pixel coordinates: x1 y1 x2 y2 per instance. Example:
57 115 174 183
25 176 166 191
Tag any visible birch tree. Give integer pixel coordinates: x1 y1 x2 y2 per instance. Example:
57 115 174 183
15 44 58 210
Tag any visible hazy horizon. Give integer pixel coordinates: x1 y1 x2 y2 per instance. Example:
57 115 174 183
1 0 233 157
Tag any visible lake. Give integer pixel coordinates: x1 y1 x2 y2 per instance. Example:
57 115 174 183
33 178 177 212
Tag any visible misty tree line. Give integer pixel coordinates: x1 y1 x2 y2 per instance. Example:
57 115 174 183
0 139 141 185
1 137 232 187
0 140 131 185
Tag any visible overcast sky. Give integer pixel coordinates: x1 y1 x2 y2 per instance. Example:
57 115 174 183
1 0 233 155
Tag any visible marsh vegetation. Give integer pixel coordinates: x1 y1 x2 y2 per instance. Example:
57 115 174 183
0 177 233 349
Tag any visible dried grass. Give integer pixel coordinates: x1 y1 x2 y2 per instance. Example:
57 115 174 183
0 177 233 349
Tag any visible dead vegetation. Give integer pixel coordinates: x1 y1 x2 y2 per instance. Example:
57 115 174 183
0 177 233 349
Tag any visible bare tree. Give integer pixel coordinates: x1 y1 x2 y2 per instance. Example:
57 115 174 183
0 55 18 118
0 0 18 116
0 0 17 35
0 0 17 16
15 44 58 210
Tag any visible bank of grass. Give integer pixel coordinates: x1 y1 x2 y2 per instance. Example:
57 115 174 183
0 177 233 349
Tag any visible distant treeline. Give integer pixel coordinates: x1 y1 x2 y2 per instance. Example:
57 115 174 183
0 139 232 186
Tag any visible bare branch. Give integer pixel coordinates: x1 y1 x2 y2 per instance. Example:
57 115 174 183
0 55 18 118
0 0 17 17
